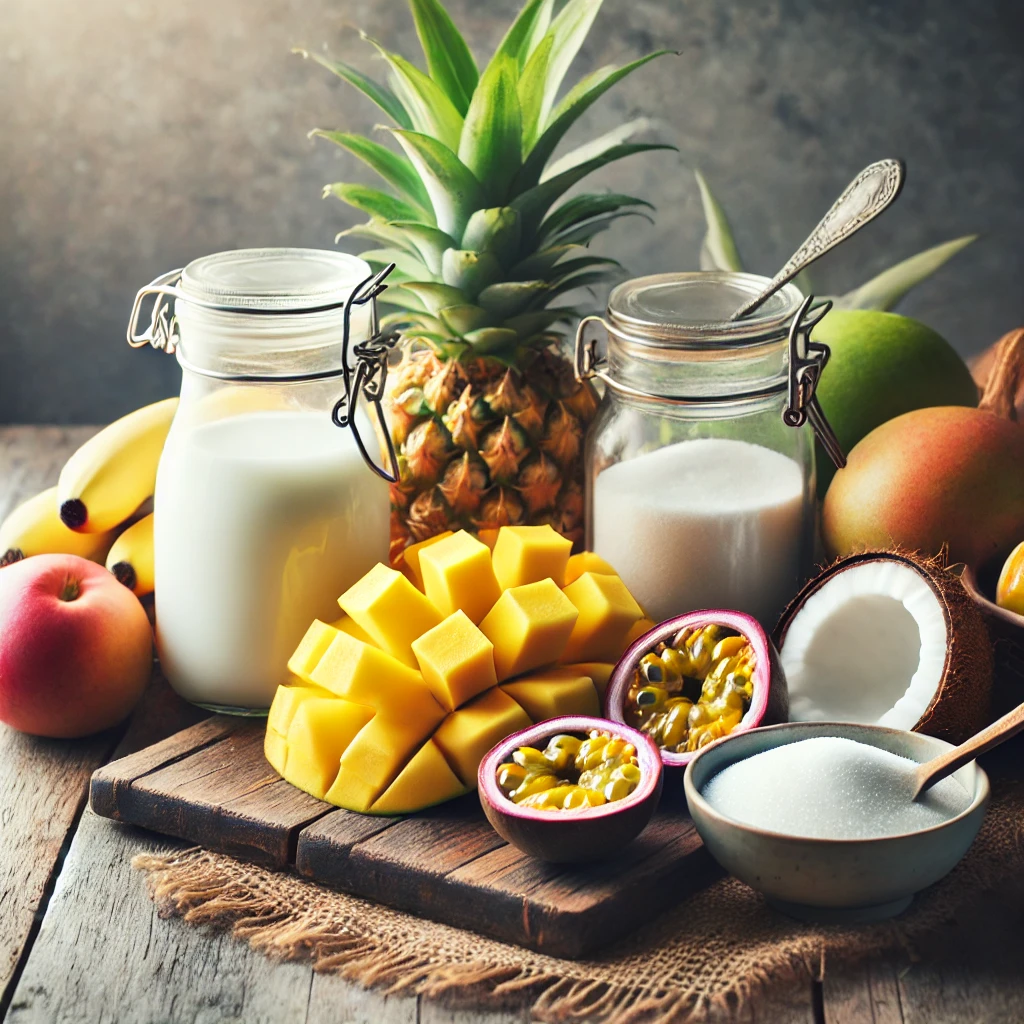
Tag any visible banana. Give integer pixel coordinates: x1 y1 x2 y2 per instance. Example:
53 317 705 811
0 486 118 566
105 512 155 597
58 397 178 533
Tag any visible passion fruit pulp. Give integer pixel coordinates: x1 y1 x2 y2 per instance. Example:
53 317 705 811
478 716 663 863
605 611 788 769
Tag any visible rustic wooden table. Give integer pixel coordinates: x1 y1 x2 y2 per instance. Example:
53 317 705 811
3 425 1024 1024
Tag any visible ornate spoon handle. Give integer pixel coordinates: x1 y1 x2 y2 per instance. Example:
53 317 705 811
730 158 906 321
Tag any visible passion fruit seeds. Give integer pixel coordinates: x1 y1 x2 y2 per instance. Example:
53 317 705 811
626 623 754 753
497 730 642 811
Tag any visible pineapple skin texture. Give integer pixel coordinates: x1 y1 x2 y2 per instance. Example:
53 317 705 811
265 526 642 815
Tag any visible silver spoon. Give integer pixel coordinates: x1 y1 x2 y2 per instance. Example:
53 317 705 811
912 700 1024 801
730 158 906 321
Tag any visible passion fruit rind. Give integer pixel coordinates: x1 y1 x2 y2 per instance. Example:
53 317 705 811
605 610 789 769
478 716 664 863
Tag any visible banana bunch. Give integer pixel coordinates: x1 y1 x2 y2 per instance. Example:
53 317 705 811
0 398 176 598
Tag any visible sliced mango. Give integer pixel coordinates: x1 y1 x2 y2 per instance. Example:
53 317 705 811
329 614 375 646
501 668 600 721
560 571 644 664
370 739 468 815
491 524 572 590
268 683 323 737
337 563 442 667
264 729 289 776
564 551 617 586
284 697 375 800
434 687 531 787
479 579 578 681
412 610 497 711
625 617 657 646
561 662 616 700
399 531 453 589
419 530 501 624
288 619 341 681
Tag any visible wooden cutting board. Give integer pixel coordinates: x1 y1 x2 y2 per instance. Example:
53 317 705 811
89 716 716 959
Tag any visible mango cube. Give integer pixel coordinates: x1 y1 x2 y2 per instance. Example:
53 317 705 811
268 683 322 737
264 729 289 776
560 571 644 663
288 619 342 681
491 525 572 590
412 610 497 711
625 617 657 646
338 563 442 667
284 697 374 800
329 614 375 646
561 662 616 700
434 687 531 787
479 579 578 681
501 668 600 721
399 531 453 590
564 551 618 586
419 530 501 624
370 739 468 815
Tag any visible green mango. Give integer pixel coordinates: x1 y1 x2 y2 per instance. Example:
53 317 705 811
812 310 979 496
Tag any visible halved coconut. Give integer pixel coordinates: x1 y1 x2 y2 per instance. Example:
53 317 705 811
775 551 993 743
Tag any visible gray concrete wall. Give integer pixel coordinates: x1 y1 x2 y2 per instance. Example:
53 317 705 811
1 0 1021 424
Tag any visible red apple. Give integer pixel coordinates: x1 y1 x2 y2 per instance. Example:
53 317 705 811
0 554 152 737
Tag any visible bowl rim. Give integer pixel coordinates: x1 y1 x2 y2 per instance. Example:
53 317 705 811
605 610 774 767
963 563 1024 628
683 720 991 845
477 714 664 823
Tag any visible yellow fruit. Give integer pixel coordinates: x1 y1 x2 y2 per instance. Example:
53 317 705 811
268 529 646 814
337 562 442 667
479 579 578 681
491 525 572 590
57 398 178 533
625 617 657 646
560 572 644 663
412 610 497 711
418 531 500 623
0 487 117 566
997 541 1024 616
105 513 155 597
564 551 617 586
399 531 453 589
500 668 600 721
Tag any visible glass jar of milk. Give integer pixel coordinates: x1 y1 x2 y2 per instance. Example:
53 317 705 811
576 272 840 630
128 249 391 713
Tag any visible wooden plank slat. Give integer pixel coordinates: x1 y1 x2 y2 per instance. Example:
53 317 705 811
90 719 333 866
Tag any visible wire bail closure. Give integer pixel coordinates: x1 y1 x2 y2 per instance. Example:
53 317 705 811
125 262 402 483
573 296 846 469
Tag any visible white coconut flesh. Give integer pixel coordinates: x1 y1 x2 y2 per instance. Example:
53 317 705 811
781 561 948 730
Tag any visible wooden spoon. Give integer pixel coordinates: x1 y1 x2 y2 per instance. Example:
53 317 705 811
912 701 1024 800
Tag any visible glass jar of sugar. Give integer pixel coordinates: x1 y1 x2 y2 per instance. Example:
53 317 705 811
575 271 844 630
127 249 397 713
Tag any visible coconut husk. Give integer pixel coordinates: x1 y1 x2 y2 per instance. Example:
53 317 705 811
775 549 993 744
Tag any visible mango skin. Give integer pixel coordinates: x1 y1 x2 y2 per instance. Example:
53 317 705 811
822 406 1024 568
813 311 978 496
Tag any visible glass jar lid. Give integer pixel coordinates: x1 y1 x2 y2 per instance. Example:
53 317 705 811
178 248 372 313
607 271 805 348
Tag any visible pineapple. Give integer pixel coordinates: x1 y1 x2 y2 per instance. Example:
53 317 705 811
300 0 672 562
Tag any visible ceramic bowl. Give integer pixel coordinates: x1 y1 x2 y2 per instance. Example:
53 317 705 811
683 721 989 923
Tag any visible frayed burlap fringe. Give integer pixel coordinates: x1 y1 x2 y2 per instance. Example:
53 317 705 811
134 782 1024 1024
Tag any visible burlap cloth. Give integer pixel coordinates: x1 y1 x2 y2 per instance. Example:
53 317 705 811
133 780 1024 1024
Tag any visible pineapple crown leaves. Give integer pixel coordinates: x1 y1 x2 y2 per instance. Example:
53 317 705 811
694 168 978 312
301 0 676 360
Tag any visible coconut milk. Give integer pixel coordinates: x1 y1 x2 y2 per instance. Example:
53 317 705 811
154 410 388 710
592 438 806 626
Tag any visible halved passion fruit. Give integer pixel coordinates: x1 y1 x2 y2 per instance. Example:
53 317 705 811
478 715 663 863
605 611 789 769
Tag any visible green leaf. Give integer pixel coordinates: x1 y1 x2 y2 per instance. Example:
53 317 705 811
548 209 653 247
512 144 671 240
386 221 455 275
380 309 449 335
461 207 522 267
542 118 655 182
400 281 467 314
517 34 555 152
493 0 555 68
324 183 424 223
311 131 432 214
458 53 522 205
503 308 574 337
519 52 674 187
408 0 479 115
378 287 427 312
387 129 483 239
361 33 464 152
359 247 431 280
293 49 412 128
834 235 978 311
539 192 653 241
540 268 610 304
440 249 502 297
510 243 581 278
695 169 742 272
336 220 428 259
535 0 603 131
478 280 549 318
439 304 494 335
463 327 520 354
